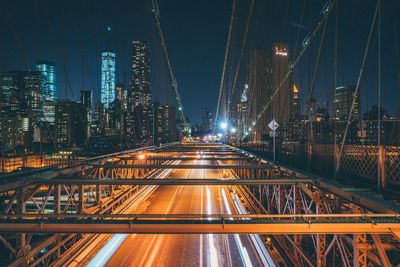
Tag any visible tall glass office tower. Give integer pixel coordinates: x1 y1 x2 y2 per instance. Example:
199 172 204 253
36 61 57 123
36 61 57 102
100 51 116 108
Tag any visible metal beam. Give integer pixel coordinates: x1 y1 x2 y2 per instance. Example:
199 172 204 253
154 152 240 155
5 213 399 220
90 164 269 169
34 178 312 186
120 157 251 161
1 220 399 234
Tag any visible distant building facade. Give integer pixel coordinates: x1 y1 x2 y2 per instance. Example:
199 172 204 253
36 61 57 124
36 61 57 102
100 51 116 108
0 71 44 149
333 85 361 121
55 100 87 147
126 41 153 144
292 84 301 120
247 43 294 141
201 108 213 132
153 103 177 145
80 90 92 139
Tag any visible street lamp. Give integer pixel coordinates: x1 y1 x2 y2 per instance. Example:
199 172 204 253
220 122 228 130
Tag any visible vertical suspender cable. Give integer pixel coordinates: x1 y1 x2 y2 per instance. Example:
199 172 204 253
333 0 338 179
377 0 381 191
214 0 236 133
335 0 379 177
228 0 254 106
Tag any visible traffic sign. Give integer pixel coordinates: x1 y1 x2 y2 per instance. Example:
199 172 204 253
268 119 279 131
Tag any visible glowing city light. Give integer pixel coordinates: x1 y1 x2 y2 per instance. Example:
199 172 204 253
274 46 288 56
220 122 228 129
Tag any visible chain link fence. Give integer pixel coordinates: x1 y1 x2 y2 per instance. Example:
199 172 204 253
234 142 400 187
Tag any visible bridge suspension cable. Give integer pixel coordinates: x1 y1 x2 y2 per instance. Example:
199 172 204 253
150 0 187 129
227 0 254 106
244 0 336 136
214 0 237 133
335 0 381 179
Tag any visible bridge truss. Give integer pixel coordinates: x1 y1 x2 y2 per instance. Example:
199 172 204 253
0 143 399 266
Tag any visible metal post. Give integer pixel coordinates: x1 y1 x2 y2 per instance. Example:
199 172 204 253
79 185 84 213
353 234 367 267
334 143 340 179
96 185 101 204
378 146 386 190
54 184 61 214
17 194 26 252
307 144 312 171
273 132 276 162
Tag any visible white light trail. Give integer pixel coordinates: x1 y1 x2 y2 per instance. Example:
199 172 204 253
86 234 131 267
230 191 275 267
221 188 252 267
207 186 219 267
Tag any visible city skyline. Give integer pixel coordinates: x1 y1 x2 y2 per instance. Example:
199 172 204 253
1 1 399 124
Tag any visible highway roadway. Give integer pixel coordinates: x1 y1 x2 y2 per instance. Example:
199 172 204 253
87 157 275 267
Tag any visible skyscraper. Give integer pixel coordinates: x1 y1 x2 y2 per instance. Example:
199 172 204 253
55 100 87 147
0 71 43 147
153 103 177 145
131 41 151 106
201 108 213 132
100 51 116 108
247 43 293 141
80 89 92 139
293 84 301 120
333 85 361 121
36 61 57 124
36 61 57 102
126 41 152 144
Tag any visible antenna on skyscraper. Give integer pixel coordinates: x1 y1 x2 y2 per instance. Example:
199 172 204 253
106 25 112 50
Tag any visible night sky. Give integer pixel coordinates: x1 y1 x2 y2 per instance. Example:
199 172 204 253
1 0 399 123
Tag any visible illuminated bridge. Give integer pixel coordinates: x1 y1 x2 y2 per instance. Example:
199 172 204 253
1 143 399 266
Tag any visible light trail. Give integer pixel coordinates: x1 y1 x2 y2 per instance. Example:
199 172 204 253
86 234 129 267
86 161 179 267
221 188 253 267
207 185 219 266
230 189 276 267
218 158 275 267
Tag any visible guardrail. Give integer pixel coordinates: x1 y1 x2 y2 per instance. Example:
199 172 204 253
0 143 178 182
233 142 400 188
